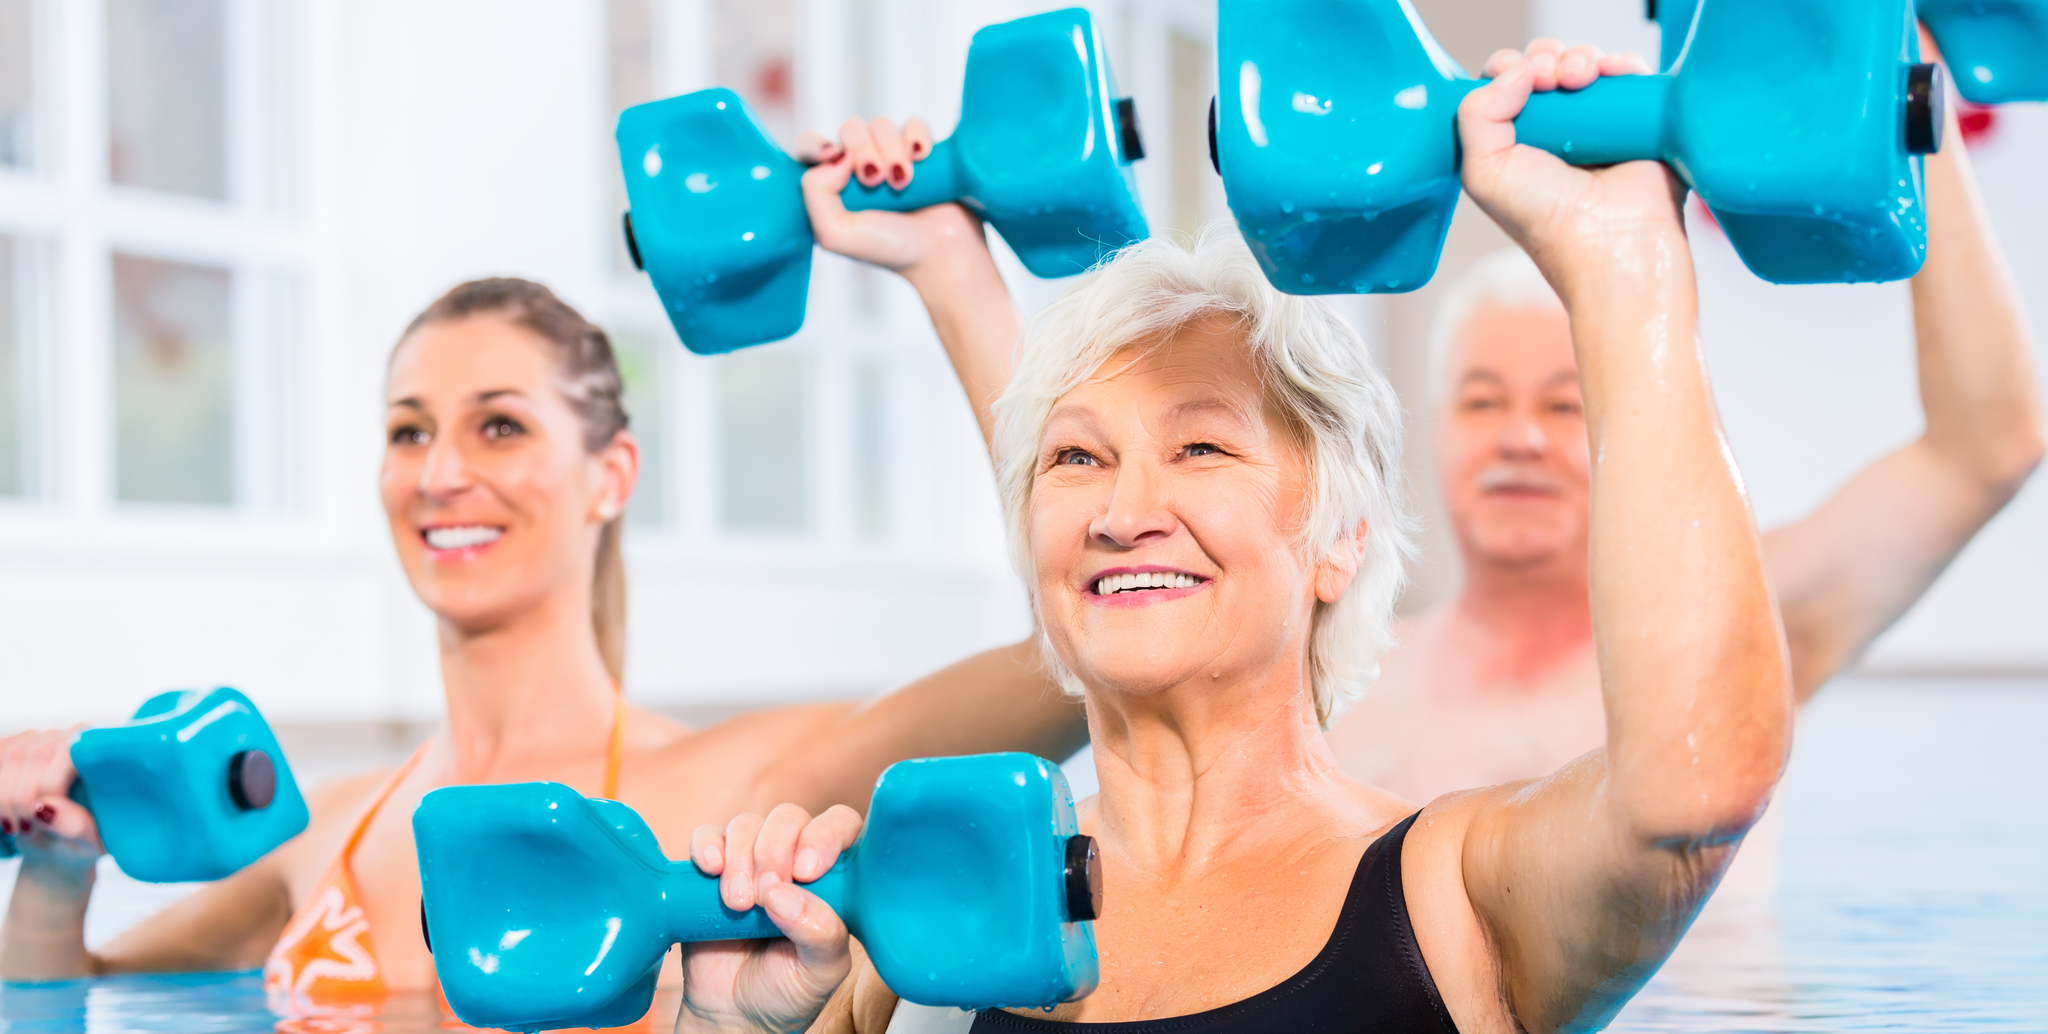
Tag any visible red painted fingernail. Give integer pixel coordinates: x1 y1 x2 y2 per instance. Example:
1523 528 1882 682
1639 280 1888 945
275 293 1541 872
35 804 56 825
861 163 879 180
890 164 907 184
1 819 13 835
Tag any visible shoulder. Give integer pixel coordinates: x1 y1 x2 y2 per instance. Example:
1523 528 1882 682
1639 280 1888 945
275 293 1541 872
1397 784 1526 1033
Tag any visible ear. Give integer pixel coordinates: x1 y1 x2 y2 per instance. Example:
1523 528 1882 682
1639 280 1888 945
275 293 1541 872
1313 519 1371 605
591 430 641 522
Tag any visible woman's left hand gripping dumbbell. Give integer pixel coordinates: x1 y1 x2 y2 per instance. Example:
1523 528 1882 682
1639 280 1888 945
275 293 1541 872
680 803 865 1033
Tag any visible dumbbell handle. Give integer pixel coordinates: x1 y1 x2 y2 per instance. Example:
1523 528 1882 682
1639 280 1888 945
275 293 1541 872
1493 69 1940 167
841 138 966 215
1513 75 1672 167
657 854 856 941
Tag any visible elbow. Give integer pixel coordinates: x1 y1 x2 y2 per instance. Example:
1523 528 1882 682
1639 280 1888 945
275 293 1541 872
1617 684 1793 847
1987 420 2047 503
1943 409 2047 506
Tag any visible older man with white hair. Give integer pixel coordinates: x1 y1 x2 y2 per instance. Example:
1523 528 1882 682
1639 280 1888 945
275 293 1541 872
1325 99 2043 809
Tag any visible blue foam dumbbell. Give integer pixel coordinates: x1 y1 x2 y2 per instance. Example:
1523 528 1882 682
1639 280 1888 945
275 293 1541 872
1652 0 2048 104
616 7 1148 355
0 688 309 883
1215 0 1943 296
417 752 1100 1033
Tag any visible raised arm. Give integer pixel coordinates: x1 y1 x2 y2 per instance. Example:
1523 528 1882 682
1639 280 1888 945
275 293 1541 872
1443 43 1792 1033
1764 50 2044 701
797 119 1021 450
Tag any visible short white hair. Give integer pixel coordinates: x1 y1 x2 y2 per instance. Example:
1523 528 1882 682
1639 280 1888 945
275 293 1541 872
1426 246 1561 402
992 227 1416 726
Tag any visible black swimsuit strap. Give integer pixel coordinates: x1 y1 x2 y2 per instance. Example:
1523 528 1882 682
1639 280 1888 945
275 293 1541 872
969 811 1458 1034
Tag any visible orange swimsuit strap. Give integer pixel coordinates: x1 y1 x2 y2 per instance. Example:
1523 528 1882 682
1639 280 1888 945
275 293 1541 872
266 688 628 1013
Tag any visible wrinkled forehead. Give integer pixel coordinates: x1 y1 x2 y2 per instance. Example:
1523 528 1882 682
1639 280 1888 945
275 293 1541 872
1050 320 1273 431
1440 301 1577 399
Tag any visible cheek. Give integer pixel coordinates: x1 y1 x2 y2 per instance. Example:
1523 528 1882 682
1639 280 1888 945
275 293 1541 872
379 455 414 517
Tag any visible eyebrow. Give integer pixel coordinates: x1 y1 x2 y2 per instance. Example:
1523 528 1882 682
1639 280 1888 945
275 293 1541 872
388 388 528 410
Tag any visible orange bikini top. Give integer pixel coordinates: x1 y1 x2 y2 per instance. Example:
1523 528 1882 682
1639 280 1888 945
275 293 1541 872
264 692 626 1028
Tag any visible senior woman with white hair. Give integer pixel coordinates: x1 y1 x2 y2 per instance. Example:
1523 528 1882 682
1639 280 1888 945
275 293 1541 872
662 41 1792 1034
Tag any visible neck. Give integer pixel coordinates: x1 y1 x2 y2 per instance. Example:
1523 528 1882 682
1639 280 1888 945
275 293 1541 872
436 589 617 783
1444 546 1594 678
1086 657 1361 877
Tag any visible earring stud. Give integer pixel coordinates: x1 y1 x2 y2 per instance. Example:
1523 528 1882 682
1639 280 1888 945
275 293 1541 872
598 502 619 521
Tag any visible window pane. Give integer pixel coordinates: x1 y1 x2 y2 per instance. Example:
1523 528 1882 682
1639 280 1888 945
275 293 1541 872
613 331 665 527
0 236 21 495
0 0 31 169
853 364 888 539
113 253 234 504
609 0 654 272
107 0 227 199
1168 32 1215 238
714 0 795 145
719 350 805 531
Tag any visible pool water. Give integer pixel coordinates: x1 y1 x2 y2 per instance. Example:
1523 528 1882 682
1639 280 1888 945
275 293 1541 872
3 679 2043 1033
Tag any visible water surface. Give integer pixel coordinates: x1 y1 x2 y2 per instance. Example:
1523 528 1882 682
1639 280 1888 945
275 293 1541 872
3 679 2042 1032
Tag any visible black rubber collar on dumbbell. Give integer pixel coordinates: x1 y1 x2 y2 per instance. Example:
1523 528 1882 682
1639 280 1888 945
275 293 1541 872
1065 834 1103 922
227 749 276 811
1906 63 1947 156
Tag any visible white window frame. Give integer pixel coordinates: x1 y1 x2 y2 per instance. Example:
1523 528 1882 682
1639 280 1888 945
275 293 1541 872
0 0 322 556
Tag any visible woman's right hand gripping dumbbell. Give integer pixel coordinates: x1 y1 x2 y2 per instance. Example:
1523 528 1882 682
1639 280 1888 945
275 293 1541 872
675 803 865 1034
795 116 1017 447
0 726 105 978
0 726 103 872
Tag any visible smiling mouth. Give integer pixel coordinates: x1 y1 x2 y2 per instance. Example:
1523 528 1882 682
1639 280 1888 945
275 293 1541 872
422 525 504 551
1092 571 1206 596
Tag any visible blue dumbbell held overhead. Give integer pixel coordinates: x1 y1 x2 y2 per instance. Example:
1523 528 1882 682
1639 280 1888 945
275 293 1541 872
418 752 1101 1033
1653 0 2048 103
0 688 309 883
1217 0 1942 296
619 7 1148 355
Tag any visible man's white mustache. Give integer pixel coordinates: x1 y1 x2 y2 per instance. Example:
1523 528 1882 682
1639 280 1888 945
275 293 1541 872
1477 467 1565 494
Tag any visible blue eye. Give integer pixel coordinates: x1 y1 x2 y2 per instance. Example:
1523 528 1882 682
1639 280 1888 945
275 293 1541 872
1186 442 1221 457
1055 449 1099 466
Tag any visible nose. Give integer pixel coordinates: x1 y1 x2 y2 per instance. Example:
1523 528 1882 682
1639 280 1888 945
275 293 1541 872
1089 461 1178 549
1495 409 1550 459
417 432 474 503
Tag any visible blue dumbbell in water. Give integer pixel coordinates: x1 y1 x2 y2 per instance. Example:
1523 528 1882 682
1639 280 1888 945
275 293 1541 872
1651 0 2048 104
0 688 309 883
1214 0 1944 296
616 7 1148 355
417 752 1100 1033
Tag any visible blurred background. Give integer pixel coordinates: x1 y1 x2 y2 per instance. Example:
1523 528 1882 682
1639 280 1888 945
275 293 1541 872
1 1 2045 1024
0 0 2042 760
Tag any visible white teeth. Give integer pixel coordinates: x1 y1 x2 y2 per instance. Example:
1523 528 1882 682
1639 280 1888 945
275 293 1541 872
1094 572 1202 595
425 525 504 550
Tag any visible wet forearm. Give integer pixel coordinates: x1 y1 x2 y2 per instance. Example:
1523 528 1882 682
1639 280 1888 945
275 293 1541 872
1561 236 1790 841
1 856 98 979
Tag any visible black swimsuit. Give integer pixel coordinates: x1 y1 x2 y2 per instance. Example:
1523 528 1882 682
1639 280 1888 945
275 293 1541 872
967 813 1459 1034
